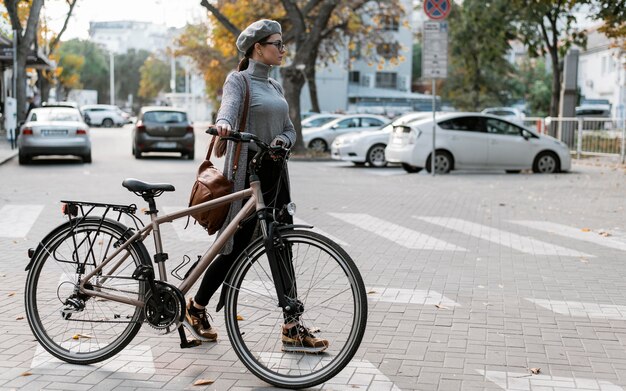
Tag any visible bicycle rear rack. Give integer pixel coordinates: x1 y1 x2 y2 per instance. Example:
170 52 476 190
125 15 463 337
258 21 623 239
60 200 145 230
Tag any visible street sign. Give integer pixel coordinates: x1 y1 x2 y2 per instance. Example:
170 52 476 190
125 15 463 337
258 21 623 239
422 21 448 79
423 0 451 20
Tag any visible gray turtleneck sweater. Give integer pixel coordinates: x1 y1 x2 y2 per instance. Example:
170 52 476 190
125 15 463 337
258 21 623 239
213 60 296 252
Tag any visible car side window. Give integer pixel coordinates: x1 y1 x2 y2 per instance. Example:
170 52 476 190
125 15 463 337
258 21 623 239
486 118 522 136
361 118 384 127
336 119 358 128
30 113 37 122
438 117 486 132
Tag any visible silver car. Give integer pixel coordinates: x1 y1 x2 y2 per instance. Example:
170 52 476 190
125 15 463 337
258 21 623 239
302 114 387 152
17 107 92 165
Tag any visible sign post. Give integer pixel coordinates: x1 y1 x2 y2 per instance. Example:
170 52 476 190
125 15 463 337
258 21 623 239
422 0 450 175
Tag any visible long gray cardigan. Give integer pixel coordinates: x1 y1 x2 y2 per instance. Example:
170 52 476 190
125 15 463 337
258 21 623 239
215 65 296 254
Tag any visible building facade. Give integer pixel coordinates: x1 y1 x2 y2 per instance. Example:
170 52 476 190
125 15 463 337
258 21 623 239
89 21 178 54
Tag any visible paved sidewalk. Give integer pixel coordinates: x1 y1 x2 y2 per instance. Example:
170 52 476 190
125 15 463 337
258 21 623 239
0 135 18 165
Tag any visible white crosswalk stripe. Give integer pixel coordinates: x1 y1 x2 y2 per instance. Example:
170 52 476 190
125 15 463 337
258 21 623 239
32 344 155 374
0 204 44 238
367 287 460 307
526 298 626 320
512 220 626 252
329 213 465 251
293 217 349 247
477 369 623 390
162 206 215 242
417 216 593 257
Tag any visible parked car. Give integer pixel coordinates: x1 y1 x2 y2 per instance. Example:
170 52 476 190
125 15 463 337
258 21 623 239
331 112 433 167
81 104 131 127
132 107 195 159
43 101 91 125
17 107 92 164
301 113 343 128
302 114 387 152
385 113 571 174
481 107 525 125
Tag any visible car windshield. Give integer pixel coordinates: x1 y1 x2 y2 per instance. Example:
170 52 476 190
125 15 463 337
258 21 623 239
30 109 82 122
303 116 336 127
143 111 187 123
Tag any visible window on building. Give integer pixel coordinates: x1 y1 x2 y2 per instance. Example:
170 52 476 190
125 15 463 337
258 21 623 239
350 42 362 60
375 72 397 89
380 14 399 31
349 71 360 84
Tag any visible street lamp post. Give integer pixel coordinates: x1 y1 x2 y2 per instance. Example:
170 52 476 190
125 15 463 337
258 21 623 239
109 52 115 105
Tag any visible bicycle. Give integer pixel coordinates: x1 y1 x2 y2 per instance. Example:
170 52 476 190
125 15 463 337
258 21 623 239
24 128 368 389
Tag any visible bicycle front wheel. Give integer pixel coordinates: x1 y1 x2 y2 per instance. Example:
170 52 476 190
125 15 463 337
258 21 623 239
24 217 150 364
224 229 367 389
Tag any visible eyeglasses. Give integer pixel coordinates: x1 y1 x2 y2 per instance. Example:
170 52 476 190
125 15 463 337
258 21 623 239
261 40 285 52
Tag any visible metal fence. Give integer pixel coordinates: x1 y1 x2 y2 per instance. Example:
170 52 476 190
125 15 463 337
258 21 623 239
523 117 626 163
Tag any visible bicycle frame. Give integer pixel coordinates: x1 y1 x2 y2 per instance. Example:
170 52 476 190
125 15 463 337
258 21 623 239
78 180 266 308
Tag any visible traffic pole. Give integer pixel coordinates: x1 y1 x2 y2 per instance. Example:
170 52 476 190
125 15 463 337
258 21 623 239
432 79 436 176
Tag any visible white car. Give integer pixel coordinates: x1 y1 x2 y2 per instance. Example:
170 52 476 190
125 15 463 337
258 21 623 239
302 114 387 152
331 112 434 167
302 113 343 128
385 112 571 174
81 104 131 127
481 107 525 125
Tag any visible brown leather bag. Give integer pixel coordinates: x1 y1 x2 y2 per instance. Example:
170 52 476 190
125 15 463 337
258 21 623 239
214 73 250 158
188 137 242 234
188 75 249 234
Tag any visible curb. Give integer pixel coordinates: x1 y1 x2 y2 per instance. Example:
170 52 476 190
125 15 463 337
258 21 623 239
0 150 17 166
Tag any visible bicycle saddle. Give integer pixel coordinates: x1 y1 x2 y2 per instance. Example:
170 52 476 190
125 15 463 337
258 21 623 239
122 178 175 195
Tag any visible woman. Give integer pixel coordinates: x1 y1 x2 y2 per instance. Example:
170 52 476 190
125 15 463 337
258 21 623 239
184 19 328 352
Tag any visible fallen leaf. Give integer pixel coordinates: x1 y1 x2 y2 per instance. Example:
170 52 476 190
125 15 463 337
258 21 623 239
367 290 377 294
581 228 591 232
20 372 32 377
8 292 15 297
599 231 611 237
72 333 93 340
16 316 24 320
435 304 449 309
236 315 244 321
529 367 541 374
193 378 215 386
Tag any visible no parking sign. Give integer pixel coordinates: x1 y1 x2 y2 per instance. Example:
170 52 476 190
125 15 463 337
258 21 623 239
423 0 451 20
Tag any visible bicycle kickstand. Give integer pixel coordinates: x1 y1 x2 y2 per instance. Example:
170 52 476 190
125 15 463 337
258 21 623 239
177 325 202 349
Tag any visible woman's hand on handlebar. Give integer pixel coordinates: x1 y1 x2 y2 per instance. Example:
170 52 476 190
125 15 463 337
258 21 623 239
216 123 232 137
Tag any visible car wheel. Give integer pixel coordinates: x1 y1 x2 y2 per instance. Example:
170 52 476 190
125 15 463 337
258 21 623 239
366 144 387 168
505 170 521 174
533 151 560 174
82 153 92 163
102 118 114 128
401 163 422 173
134 148 142 159
308 138 328 153
425 151 453 174
186 150 195 160
18 151 30 165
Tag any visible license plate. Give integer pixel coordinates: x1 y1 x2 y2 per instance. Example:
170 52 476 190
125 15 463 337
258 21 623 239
155 142 177 149
42 129 68 136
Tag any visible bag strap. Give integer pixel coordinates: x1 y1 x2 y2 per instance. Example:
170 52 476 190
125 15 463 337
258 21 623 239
232 74 250 173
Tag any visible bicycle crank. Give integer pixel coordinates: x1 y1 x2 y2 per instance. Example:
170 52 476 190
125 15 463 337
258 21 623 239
144 281 185 332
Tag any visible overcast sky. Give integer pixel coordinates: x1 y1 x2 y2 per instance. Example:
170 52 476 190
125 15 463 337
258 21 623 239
44 0 207 40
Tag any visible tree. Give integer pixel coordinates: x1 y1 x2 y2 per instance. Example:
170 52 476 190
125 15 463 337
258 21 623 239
592 0 626 49
113 49 151 109
199 0 405 152
36 0 78 103
509 58 552 117
441 0 516 111
5 0 44 122
56 39 109 102
411 42 421 91
138 55 170 101
513 0 588 126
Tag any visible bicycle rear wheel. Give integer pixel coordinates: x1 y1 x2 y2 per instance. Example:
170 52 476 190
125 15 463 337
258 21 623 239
223 229 367 389
24 218 150 364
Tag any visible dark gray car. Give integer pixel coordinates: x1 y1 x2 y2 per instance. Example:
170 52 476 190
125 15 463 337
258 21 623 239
132 107 195 159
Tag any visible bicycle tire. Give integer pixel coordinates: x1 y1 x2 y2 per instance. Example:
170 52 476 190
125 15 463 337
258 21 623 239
223 229 367 389
25 217 150 364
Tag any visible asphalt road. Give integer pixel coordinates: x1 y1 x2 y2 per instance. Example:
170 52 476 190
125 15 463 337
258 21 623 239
1 125 626 390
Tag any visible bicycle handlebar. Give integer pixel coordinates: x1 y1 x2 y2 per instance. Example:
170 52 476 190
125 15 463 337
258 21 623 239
206 126 290 161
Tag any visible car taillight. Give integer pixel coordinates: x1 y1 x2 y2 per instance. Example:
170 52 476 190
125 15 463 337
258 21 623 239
186 125 194 134
76 129 87 135
22 127 33 135
136 122 146 132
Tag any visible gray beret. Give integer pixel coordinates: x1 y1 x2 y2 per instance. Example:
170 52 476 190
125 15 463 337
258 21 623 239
236 19 282 54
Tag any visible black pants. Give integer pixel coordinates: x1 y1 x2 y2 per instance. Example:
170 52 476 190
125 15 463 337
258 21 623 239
194 155 293 308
